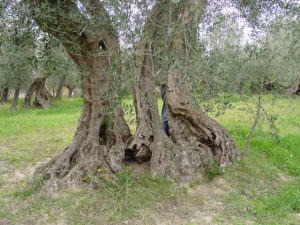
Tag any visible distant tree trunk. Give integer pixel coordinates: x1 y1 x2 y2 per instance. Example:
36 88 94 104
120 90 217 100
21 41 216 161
55 76 66 100
24 78 40 109
67 86 74 97
0 87 9 104
32 82 52 108
287 81 300 95
24 77 52 109
11 87 20 110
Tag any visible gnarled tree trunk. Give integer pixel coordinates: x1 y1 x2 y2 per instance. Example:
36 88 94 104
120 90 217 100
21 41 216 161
0 87 9 104
24 77 52 109
128 0 176 163
24 78 39 109
29 0 131 183
150 68 238 182
129 0 238 182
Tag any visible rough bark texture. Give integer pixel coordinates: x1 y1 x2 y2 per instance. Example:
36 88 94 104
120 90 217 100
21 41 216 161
11 87 20 110
24 77 52 109
130 0 238 182
128 1 177 163
151 70 238 181
29 0 131 183
0 87 9 104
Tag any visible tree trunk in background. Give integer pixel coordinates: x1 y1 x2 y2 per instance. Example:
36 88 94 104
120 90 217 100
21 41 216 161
32 82 52 108
24 77 41 109
0 87 9 104
287 81 300 95
66 86 74 97
11 87 20 110
24 77 52 109
55 76 66 100
29 0 131 183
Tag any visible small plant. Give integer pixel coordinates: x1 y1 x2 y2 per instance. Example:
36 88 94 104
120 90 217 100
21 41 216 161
266 113 280 144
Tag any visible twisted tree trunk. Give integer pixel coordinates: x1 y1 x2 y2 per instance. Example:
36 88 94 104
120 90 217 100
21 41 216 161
32 83 52 108
24 77 52 109
130 0 238 182
24 78 40 109
28 0 131 183
128 1 176 163
0 87 9 104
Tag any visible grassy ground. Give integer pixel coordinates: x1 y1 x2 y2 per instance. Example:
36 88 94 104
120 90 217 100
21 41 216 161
0 96 299 225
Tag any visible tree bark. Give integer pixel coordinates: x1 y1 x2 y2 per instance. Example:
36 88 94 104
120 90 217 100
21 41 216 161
24 77 52 109
28 0 131 183
287 80 300 95
55 76 66 100
128 0 177 163
11 87 20 110
0 87 9 104
24 77 42 109
130 0 238 182
33 82 52 108
152 0 238 182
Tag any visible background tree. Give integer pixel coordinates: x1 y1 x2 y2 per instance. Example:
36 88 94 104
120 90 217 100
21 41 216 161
23 35 55 109
0 1 34 109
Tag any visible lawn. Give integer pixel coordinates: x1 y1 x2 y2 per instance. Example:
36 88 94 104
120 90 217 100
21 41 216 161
0 96 299 225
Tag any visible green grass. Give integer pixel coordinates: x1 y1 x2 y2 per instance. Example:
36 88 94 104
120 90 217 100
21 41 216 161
0 95 300 225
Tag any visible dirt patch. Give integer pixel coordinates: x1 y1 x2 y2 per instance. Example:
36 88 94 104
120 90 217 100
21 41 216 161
276 172 293 183
129 177 234 225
